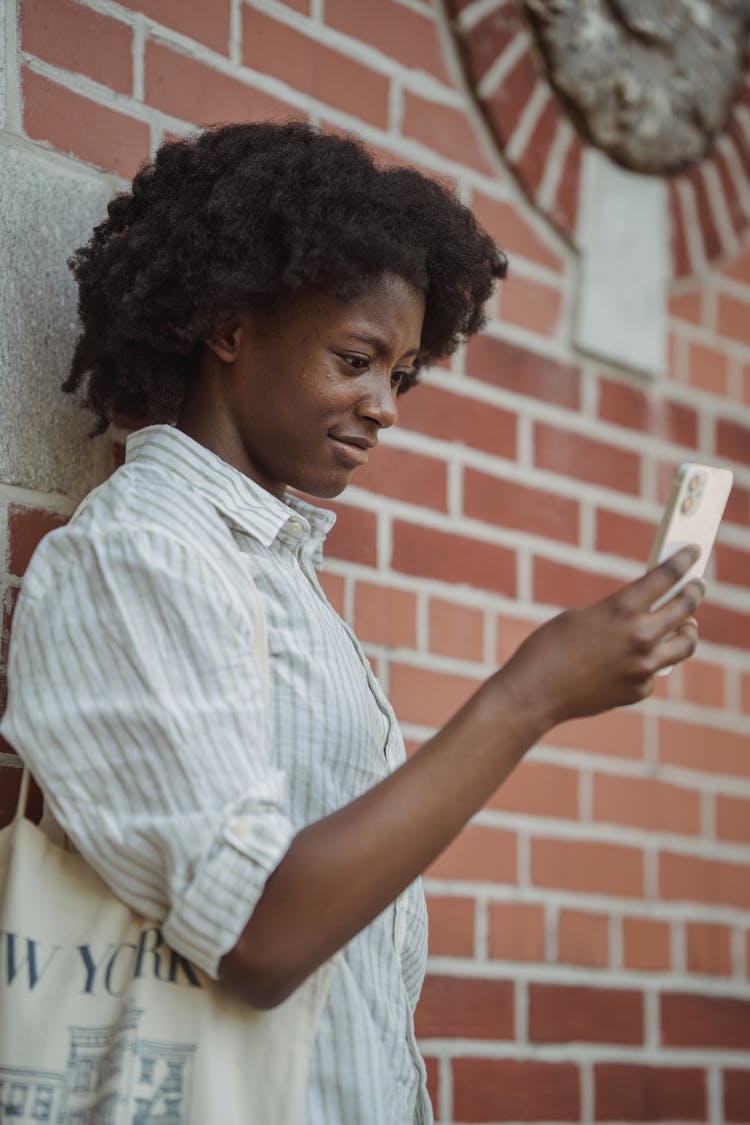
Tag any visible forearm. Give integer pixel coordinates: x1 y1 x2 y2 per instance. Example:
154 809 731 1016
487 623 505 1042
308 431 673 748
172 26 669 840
220 668 547 1007
221 551 704 1008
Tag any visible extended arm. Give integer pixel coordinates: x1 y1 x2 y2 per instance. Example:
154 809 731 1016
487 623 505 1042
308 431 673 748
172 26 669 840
220 546 704 1007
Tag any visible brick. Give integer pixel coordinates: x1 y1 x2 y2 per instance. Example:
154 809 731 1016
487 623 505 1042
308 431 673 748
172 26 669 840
464 470 579 544
543 710 645 760
397 383 517 459
697 602 750 651
471 191 563 272
22 0 132 94
0 765 43 829
483 49 542 149
490 759 579 819
713 148 747 237
117 0 230 52
688 165 722 261
677 659 725 708
669 289 703 324
353 582 416 648
317 571 345 616
515 94 564 201
324 0 451 82
415 974 514 1039
243 8 389 126
534 422 641 493
23 68 149 178
354 445 447 511
669 182 691 277
623 916 671 972
724 1069 750 1123
716 417 750 467
658 719 750 778
392 521 517 596
686 921 732 976
593 774 700 836
466 335 580 409
716 542 750 588
389 662 480 727
323 502 377 565
596 509 656 562
530 983 643 1044
722 240 750 285
598 379 698 447
687 340 729 396
717 292 750 347
145 40 295 127
453 1057 580 1122
425 895 475 956
496 613 538 663
423 1056 439 1119
428 599 484 662
499 275 563 337
594 1063 706 1121
427 825 517 884
532 838 643 898
401 91 493 173
717 794 750 845
551 132 583 236
487 901 545 962
533 556 622 608
660 851 750 910
662 992 750 1049
8 505 68 578
558 909 609 968
459 3 525 85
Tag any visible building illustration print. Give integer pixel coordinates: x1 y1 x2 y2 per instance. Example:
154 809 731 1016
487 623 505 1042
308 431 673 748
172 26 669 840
0 1004 195 1123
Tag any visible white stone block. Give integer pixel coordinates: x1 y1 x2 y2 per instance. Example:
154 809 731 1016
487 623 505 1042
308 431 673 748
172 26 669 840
575 148 669 378
0 146 112 497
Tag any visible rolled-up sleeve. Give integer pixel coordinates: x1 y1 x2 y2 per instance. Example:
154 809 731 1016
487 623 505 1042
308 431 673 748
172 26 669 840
0 525 295 977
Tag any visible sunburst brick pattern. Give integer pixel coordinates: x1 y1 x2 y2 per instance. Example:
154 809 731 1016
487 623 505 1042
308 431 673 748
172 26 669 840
448 0 750 278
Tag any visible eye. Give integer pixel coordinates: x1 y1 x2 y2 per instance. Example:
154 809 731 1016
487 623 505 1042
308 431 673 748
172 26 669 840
338 353 370 372
391 366 414 390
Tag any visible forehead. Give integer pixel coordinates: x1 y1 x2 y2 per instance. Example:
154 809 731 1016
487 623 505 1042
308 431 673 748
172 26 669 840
273 274 425 344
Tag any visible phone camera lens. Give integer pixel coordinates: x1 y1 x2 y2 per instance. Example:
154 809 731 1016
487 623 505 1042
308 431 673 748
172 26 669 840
681 496 693 513
688 475 701 492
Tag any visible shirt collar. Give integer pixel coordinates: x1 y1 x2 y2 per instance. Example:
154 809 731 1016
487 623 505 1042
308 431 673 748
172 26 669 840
125 425 336 560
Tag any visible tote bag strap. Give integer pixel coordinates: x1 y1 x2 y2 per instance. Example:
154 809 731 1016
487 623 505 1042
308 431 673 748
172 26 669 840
14 765 31 824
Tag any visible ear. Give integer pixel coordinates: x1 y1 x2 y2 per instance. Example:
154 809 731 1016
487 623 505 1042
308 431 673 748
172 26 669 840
203 322 243 364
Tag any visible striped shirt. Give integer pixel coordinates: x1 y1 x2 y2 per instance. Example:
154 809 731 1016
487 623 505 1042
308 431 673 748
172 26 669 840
1 423 432 1125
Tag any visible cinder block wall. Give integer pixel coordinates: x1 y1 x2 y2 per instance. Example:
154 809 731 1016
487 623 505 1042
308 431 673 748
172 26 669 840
2 2 750 1121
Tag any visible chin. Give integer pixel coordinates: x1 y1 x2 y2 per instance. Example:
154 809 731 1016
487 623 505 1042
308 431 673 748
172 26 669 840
290 473 352 501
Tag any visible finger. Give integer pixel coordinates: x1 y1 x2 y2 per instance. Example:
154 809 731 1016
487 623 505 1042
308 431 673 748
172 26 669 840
649 579 706 636
614 545 701 615
652 620 699 672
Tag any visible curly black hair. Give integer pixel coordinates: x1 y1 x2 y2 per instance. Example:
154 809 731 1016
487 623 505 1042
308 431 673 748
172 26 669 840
65 121 507 434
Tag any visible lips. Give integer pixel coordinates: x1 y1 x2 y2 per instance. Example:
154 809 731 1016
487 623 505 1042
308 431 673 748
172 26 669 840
328 433 375 468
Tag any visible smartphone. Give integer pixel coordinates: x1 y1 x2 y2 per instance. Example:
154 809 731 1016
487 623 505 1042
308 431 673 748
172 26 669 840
648 461 733 627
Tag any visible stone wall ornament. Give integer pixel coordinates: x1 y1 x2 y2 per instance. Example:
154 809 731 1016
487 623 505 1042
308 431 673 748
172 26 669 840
522 0 749 175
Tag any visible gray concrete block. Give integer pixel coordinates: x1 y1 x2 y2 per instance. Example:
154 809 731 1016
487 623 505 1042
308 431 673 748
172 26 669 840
0 145 113 497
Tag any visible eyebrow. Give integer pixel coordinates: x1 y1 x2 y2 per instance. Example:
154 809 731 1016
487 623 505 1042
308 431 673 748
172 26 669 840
345 332 421 359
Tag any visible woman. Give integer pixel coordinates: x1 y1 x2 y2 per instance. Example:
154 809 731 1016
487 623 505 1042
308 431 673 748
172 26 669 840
0 123 703 1124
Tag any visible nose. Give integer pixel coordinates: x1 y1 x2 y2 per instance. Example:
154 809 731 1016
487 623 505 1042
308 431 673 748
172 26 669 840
358 370 399 430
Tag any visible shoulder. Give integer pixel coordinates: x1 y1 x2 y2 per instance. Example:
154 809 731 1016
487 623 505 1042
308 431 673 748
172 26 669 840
21 458 248 608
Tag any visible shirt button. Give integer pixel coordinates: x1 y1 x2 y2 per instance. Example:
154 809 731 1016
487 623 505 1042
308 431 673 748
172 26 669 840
229 816 252 840
287 520 303 536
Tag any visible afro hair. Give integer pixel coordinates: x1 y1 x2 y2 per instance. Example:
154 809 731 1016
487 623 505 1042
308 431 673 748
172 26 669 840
65 121 507 433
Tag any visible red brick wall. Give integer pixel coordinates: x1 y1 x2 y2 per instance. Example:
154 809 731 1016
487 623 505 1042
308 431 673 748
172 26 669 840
2 2 750 1121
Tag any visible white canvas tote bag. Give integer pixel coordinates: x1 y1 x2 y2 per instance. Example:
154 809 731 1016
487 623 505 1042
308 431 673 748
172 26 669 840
0 570 333 1124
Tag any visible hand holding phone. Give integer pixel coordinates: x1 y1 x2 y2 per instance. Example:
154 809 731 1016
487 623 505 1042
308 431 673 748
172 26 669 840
647 462 733 669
